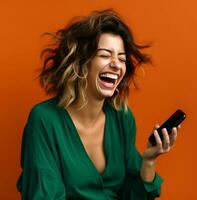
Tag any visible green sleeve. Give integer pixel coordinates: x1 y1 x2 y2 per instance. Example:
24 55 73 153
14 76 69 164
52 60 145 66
119 108 163 200
17 106 66 200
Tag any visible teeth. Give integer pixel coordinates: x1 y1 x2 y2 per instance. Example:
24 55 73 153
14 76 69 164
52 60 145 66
100 73 118 80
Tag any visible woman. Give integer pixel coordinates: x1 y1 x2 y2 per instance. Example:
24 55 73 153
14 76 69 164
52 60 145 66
17 9 179 199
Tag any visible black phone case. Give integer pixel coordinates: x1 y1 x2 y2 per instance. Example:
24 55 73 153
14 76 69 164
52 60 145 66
148 109 186 146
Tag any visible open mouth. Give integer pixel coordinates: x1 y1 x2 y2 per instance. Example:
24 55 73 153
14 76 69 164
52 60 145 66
99 73 119 86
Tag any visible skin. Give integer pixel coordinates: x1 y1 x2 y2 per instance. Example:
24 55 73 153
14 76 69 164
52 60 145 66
67 33 126 133
67 33 180 181
86 33 126 100
141 125 179 182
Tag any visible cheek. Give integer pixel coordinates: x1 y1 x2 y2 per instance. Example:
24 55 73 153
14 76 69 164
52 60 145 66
117 65 126 85
121 65 126 78
94 57 110 69
87 62 99 79
90 60 109 80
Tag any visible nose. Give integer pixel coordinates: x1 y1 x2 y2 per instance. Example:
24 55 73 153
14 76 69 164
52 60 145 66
109 57 121 69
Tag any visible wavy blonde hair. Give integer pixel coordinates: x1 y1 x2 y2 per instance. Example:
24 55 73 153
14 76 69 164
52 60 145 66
35 9 151 110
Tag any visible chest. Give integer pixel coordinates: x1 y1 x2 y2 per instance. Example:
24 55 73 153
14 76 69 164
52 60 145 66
59 109 126 198
75 116 106 174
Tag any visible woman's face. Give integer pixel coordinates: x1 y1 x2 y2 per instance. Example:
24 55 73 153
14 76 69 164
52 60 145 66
87 33 126 100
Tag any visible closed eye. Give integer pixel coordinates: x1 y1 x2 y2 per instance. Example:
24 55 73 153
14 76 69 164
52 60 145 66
119 58 126 63
98 54 111 58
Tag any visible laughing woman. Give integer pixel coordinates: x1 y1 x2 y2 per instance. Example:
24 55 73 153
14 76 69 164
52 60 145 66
17 9 179 200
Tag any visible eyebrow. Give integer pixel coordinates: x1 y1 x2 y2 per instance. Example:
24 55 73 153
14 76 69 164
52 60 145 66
97 48 126 55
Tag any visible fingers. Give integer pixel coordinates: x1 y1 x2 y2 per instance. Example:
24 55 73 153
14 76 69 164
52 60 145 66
162 128 171 152
153 127 178 153
154 124 160 130
169 127 178 146
153 130 162 144
145 126 179 160
177 125 181 129
153 130 163 153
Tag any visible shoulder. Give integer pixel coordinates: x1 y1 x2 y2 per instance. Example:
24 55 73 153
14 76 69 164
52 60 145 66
105 103 135 123
24 97 63 141
27 96 61 124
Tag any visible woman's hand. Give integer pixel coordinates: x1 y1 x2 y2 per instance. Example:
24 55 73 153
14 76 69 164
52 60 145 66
142 124 180 162
140 125 180 182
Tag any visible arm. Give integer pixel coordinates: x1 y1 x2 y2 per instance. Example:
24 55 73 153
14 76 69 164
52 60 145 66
17 107 66 200
140 125 179 182
119 108 163 200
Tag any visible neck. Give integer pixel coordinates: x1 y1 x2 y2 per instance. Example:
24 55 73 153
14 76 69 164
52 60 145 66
67 98 105 127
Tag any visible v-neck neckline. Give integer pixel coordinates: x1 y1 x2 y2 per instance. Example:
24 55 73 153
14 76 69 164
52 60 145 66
61 103 109 178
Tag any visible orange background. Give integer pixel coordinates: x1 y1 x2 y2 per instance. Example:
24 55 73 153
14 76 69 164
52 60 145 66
0 0 196 199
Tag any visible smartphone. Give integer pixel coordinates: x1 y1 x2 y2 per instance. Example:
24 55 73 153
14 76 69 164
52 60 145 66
148 109 186 146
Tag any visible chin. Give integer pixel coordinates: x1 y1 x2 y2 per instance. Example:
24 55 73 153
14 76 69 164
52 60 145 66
98 89 115 98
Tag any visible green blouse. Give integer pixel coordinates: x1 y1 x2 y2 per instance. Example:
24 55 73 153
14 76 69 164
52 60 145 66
17 97 163 200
